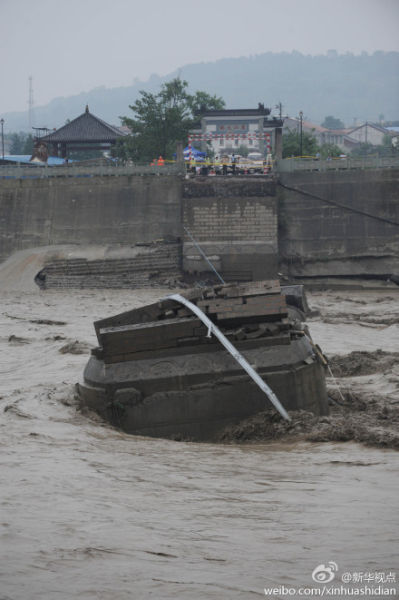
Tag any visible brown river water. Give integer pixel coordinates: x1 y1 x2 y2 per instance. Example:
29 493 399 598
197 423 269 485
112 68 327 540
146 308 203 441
1 286 398 599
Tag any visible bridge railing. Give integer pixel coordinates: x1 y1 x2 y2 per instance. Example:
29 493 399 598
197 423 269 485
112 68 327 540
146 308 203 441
276 156 399 172
0 163 183 180
2 157 399 179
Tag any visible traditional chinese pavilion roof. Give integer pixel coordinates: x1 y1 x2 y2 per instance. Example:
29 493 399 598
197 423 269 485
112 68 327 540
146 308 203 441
42 106 127 144
196 104 272 118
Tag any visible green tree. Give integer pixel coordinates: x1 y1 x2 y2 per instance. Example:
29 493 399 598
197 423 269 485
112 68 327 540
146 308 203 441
8 132 34 155
9 133 26 154
113 78 225 163
321 115 345 129
23 134 34 155
236 145 249 157
205 141 215 160
186 89 225 115
382 133 398 154
318 143 342 158
350 143 378 157
282 130 319 157
350 137 397 157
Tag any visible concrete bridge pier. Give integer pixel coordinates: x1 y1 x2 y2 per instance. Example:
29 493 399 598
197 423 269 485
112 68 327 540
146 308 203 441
182 178 279 282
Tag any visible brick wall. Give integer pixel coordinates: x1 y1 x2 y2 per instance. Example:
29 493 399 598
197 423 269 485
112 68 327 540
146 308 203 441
182 178 278 281
187 201 276 242
38 244 181 289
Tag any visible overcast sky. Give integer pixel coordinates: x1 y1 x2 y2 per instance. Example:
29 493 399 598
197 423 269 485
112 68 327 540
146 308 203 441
1 0 398 114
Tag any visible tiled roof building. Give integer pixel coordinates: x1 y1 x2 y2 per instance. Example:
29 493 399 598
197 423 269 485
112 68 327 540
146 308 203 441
42 106 127 157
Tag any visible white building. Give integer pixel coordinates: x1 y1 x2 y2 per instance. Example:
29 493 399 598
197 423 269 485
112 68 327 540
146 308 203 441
190 104 284 158
345 122 392 145
283 117 395 152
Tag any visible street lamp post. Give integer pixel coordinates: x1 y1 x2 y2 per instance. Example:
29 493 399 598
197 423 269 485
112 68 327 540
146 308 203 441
0 119 4 161
299 111 303 157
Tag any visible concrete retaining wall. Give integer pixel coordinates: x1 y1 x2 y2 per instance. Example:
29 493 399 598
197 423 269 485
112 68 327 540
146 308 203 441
0 175 182 263
1 169 398 284
278 169 399 277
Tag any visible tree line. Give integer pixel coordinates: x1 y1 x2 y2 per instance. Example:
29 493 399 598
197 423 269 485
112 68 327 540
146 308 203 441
5 132 34 155
5 78 398 162
110 79 348 162
112 78 224 163
110 78 344 163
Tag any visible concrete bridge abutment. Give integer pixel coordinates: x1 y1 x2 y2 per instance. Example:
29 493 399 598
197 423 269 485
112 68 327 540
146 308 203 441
0 169 398 286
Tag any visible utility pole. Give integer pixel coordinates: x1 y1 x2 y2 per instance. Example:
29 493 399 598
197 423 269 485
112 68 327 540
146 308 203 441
299 111 303 156
275 101 283 119
0 118 4 160
28 76 35 129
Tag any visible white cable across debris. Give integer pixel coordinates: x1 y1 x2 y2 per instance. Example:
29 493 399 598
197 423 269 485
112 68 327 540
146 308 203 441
166 293 291 421
327 364 346 404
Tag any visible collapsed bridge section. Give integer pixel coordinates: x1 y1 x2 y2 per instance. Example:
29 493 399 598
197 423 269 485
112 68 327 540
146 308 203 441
77 280 328 441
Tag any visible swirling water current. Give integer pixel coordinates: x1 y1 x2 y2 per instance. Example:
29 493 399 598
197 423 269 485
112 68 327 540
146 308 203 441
0 289 398 599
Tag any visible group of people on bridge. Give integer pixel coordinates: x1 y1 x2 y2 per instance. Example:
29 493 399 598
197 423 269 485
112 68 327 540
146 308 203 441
150 156 165 166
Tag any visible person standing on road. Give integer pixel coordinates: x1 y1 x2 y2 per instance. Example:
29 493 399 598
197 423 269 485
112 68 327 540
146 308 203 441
231 154 236 175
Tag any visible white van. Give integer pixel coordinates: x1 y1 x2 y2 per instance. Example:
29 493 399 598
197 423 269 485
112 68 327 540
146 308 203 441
247 152 263 161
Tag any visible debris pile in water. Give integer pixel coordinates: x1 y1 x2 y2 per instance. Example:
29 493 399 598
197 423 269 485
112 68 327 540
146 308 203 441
219 349 399 449
78 280 328 440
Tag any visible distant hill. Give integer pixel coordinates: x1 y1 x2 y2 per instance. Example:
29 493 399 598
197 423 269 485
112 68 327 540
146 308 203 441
2 51 399 132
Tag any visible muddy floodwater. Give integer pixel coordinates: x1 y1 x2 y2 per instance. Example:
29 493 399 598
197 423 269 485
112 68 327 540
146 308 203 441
1 287 398 599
